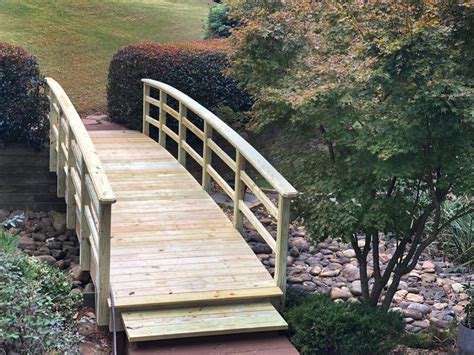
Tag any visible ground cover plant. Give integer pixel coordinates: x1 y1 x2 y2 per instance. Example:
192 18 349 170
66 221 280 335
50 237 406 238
0 250 81 353
0 43 48 147
229 1 474 309
0 0 210 113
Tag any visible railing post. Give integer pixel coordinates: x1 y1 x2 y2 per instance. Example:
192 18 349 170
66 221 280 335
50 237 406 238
79 163 91 271
96 202 112 327
233 151 246 233
202 121 213 192
66 130 76 229
143 83 150 136
275 195 291 308
48 89 58 173
158 90 167 147
178 102 187 166
57 112 66 198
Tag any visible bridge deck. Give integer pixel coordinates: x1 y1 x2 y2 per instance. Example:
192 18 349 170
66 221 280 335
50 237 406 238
89 130 282 310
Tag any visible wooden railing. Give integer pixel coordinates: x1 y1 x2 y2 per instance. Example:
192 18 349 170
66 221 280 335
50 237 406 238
46 78 116 326
142 79 298 298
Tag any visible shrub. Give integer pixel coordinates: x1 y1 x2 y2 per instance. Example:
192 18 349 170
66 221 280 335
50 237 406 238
464 283 474 329
286 294 405 355
0 231 18 254
0 43 48 147
107 40 252 131
0 252 81 353
203 4 237 39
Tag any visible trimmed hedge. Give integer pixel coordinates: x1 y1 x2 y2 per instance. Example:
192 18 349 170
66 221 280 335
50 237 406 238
107 40 252 131
0 43 48 147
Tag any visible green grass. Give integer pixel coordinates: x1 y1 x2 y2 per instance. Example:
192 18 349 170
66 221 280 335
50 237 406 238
0 0 211 113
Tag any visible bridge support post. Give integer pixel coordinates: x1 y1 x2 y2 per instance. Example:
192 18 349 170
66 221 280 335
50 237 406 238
233 152 246 233
202 122 213 192
275 195 290 309
96 202 112 326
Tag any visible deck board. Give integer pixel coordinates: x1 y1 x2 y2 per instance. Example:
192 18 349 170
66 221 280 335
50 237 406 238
89 130 279 309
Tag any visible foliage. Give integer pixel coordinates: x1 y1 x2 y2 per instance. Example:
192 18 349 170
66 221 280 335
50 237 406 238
0 231 18 254
464 283 474 329
0 43 48 147
284 285 310 309
107 40 252 131
0 252 81 353
400 324 457 349
203 3 237 39
438 196 474 267
286 294 404 355
230 1 474 309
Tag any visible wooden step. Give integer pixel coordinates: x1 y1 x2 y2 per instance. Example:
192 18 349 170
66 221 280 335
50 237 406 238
122 302 287 342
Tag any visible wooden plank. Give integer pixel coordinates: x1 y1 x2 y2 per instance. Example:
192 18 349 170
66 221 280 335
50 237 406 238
241 171 278 218
122 302 287 342
113 287 283 309
239 201 276 252
208 138 236 172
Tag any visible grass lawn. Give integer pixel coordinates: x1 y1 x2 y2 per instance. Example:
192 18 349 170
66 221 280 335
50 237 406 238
0 0 211 113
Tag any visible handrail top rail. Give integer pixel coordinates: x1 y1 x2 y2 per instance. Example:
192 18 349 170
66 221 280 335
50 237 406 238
142 78 298 198
46 77 116 203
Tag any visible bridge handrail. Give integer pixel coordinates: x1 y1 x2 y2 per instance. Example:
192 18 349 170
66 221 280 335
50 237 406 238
142 79 298 198
46 77 114 325
46 78 116 203
142 78 298 297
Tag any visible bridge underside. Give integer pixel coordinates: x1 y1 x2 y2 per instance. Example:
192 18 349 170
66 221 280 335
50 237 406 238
89 130 286 342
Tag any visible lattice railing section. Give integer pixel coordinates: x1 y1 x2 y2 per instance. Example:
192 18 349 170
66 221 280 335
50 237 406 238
46 78 116 326
142 79 298 296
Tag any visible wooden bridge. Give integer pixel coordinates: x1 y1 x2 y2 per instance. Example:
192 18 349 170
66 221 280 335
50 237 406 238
45 78 297 344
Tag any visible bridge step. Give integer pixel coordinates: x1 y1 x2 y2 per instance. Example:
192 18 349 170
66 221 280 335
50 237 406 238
122 302 287 342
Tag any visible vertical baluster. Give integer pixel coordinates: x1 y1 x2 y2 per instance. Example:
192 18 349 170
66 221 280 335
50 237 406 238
96 202 112 327
143 84 150 136
79 163 91 271
202 121 213 192
66 130 76 229
48 89 58 172
178 102 187 166
233 151 246 233
57 111 66 198
158 90 167 147
275 195 291 308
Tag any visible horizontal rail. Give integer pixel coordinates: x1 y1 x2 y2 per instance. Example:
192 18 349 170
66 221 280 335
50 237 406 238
142 79 297 197
46 78 115 203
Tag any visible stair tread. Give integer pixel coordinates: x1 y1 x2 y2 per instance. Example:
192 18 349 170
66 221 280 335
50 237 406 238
122 302 287 342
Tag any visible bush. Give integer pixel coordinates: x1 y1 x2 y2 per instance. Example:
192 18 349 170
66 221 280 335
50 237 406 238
0 231 18 254
286 294 405 355
203 4 237 39
107 40 252 131
0 252 81 353
0 43 48 147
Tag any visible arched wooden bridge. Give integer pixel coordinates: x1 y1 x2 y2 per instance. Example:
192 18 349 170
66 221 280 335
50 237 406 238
46 77 297 343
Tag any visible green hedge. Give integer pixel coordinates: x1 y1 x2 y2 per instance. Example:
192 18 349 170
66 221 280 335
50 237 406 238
107 40 252 131
0 43 48 147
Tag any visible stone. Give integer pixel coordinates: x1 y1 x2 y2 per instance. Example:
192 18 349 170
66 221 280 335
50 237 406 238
320 267 340 277
70 264 90 284
430 318 449 329
288 276 303 284
433 302 448 311
398 281 409 290
0 209 9 222
452 283 464 293
330 287 352 300
50 211 67 233
290 237 309 251
349 280 362 296
406 293 424 303
422 260 436 270
407 303 431 315
402 309 423 320
340 265 360 282
412 320 430 329
35 255 56 265
18 236 36 250
32 233 48 242
310 266 322 276
289 246 300 257
302 281 317 292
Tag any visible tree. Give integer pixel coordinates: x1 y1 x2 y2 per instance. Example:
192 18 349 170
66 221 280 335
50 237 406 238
229 1 474 309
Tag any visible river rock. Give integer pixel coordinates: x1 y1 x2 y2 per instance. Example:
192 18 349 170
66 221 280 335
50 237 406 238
342 249 356 258
349 280 362 296
407 303 431 315
406 293 424 303
35 255 56 265
331 287 352 300
451 282 464 293
340 265 360 282
402 309 423 320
